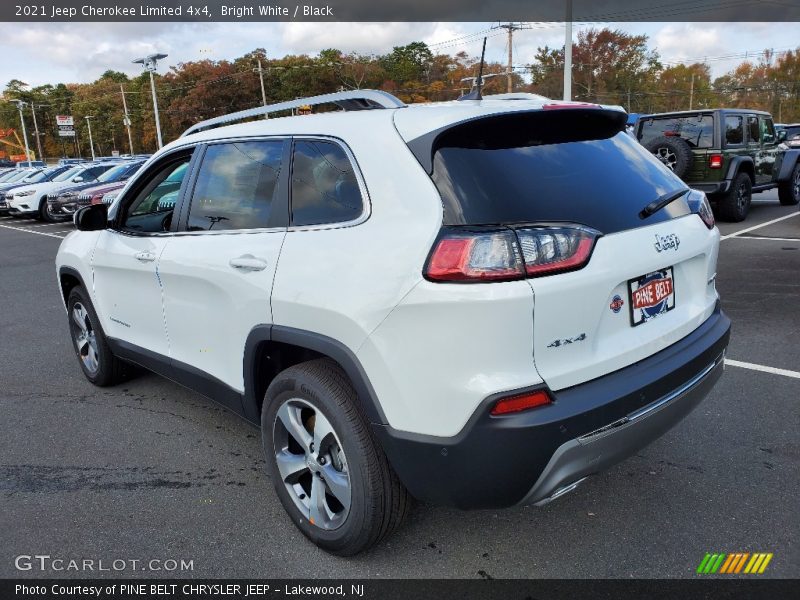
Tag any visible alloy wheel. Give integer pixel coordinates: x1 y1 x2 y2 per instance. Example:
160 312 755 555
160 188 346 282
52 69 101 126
70 302 99 374
654 147 677 170
272 398 351 530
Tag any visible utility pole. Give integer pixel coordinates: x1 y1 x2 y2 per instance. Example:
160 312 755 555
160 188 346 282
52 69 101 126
253 59 269 119
564 0 573 101
689 73 695 110
495 23 531 93
85 116 96 161
29 103 44 164
120 84 135 154
12 100 33 166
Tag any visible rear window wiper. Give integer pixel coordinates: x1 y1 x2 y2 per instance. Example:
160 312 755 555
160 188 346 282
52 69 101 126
640 188 690 219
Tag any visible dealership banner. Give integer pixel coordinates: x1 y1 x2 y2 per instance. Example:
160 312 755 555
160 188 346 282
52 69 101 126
2 579 799 600
3 0 800 22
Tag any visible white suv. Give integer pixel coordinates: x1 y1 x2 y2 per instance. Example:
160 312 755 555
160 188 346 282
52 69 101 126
56 90 730 555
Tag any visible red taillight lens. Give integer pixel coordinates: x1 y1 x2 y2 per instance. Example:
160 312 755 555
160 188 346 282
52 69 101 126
516 226 599 277
491 390 552 415
425 230 525 282
709 154 723 169
687 189 715 229
425 226 599 283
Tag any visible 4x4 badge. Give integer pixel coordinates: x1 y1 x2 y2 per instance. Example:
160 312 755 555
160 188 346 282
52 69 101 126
547 333 587 348
654 233 680 252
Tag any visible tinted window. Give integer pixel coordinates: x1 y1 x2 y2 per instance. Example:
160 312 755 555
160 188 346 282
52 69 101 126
123 158 190 233
762 118 777 143
291 140 363 226
430 111 690 234
638 114 714 148
747 116 759 143
188 141 283 231
725 116 744 145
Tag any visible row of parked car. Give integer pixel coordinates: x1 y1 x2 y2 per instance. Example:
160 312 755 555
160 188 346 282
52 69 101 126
0 155 150 221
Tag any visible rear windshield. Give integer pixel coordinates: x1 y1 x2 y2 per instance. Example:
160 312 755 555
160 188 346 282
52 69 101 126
431 110 689 234
637 114 714 148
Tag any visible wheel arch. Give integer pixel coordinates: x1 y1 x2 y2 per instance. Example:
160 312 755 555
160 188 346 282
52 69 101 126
58 266 87 309
243 325 388 426
775 149 800 181
725 156 754 182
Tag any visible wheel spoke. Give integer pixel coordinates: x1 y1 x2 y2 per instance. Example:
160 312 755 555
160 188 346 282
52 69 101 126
309 475 328 527
320 464 350 507
276 403 312 453
72 306 87 332
275 450 308 484
312 410 335 452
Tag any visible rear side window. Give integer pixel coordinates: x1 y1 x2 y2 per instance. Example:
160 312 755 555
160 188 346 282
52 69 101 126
747 116 760 143
430 110 689 235
638 114 713 148
725 116 744 145
188 140 284 231
290 140 363 227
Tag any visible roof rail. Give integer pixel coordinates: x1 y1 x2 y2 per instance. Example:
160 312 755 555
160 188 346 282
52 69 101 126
182 89 406 137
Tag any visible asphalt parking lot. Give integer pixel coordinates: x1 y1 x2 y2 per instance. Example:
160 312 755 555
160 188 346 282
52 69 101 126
0 191 797 579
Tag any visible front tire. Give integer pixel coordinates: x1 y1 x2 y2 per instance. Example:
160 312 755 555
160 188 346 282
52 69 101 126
778 163 800 206
715 172 752 222
67 286 129 386
262 359 410 556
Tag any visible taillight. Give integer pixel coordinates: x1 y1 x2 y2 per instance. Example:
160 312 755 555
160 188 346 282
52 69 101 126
687 189 715 229
425 229 524 282
709 154 723 169
515 226 599 277
425 226 599 283
490 389 552 415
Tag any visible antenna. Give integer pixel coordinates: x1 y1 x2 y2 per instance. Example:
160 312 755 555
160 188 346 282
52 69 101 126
459 37 487 101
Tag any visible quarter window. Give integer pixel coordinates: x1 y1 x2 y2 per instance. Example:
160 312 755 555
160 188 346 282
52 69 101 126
290 140 363 227
188 141 284 231
725 116 744 145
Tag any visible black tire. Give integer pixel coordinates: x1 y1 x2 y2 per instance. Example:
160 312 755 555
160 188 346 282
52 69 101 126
715 172 752 222
66 286 130 386
37 196 49 221
645 135 694 179
778 163 800 206
262 358 410 556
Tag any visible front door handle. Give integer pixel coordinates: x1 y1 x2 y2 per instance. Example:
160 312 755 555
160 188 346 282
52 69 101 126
229 255 268 272
134 251 156 262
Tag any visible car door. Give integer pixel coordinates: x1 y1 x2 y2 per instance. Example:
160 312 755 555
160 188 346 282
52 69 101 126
758 115 781 183
91 150 194 358
157 139 289 399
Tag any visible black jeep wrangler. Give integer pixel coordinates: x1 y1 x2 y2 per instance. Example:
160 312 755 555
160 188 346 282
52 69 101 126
635 109 800 221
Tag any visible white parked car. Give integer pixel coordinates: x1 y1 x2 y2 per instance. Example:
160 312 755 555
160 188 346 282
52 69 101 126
56 90 730 555
7 163 114 219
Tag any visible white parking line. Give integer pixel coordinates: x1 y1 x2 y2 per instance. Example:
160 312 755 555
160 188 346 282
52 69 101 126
721 212 800 240
0 223 64 239
726 359 800 380
727 235 800 242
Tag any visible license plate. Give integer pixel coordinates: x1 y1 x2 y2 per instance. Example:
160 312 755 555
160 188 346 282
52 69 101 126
628 267 675 327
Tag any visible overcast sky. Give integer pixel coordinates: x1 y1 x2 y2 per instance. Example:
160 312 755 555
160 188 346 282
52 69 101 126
0 22 797 88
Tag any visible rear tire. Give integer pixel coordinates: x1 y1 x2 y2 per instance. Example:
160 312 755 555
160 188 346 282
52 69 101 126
261 358 410 556
715 172 752 222
66 286 130 386
778 163 800 206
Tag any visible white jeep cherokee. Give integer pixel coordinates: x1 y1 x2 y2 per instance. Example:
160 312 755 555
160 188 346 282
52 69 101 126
56 90 730 555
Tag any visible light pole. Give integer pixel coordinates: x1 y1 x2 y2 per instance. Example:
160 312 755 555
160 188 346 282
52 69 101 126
12 100 33 166
564 0 573 101
133 53 167 149
29 103 44 163
84 116 96 161
120 84 135 154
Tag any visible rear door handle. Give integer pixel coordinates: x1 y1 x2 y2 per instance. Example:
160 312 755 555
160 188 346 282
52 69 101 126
229 255 268 272
134 251 156 262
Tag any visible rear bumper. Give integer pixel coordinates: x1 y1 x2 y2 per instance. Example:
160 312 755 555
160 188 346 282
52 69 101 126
692 181 730 195
374 305 731 509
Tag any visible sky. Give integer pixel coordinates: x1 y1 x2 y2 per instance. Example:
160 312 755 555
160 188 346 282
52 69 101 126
0 22 798 88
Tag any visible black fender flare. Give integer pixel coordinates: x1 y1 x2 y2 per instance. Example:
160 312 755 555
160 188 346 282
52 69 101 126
724 155 754 182
774 149 800 182
242 324 388 426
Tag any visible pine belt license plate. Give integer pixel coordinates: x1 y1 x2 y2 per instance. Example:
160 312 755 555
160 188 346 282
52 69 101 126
628 267 675 327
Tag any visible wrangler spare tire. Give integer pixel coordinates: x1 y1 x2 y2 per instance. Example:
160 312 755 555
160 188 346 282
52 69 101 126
645 135 693 179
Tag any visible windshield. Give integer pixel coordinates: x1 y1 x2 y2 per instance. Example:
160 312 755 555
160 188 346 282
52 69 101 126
53 167 83 182
5 170 36 183
21 171 50 184
430 110 689 234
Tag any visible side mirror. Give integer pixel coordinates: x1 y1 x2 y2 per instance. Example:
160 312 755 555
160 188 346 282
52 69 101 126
72 176 84 182
74 203 108 231
778 130 788 142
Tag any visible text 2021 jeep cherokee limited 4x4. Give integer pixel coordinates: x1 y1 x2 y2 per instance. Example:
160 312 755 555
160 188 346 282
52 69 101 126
635 108 800 222
56 90 731 555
